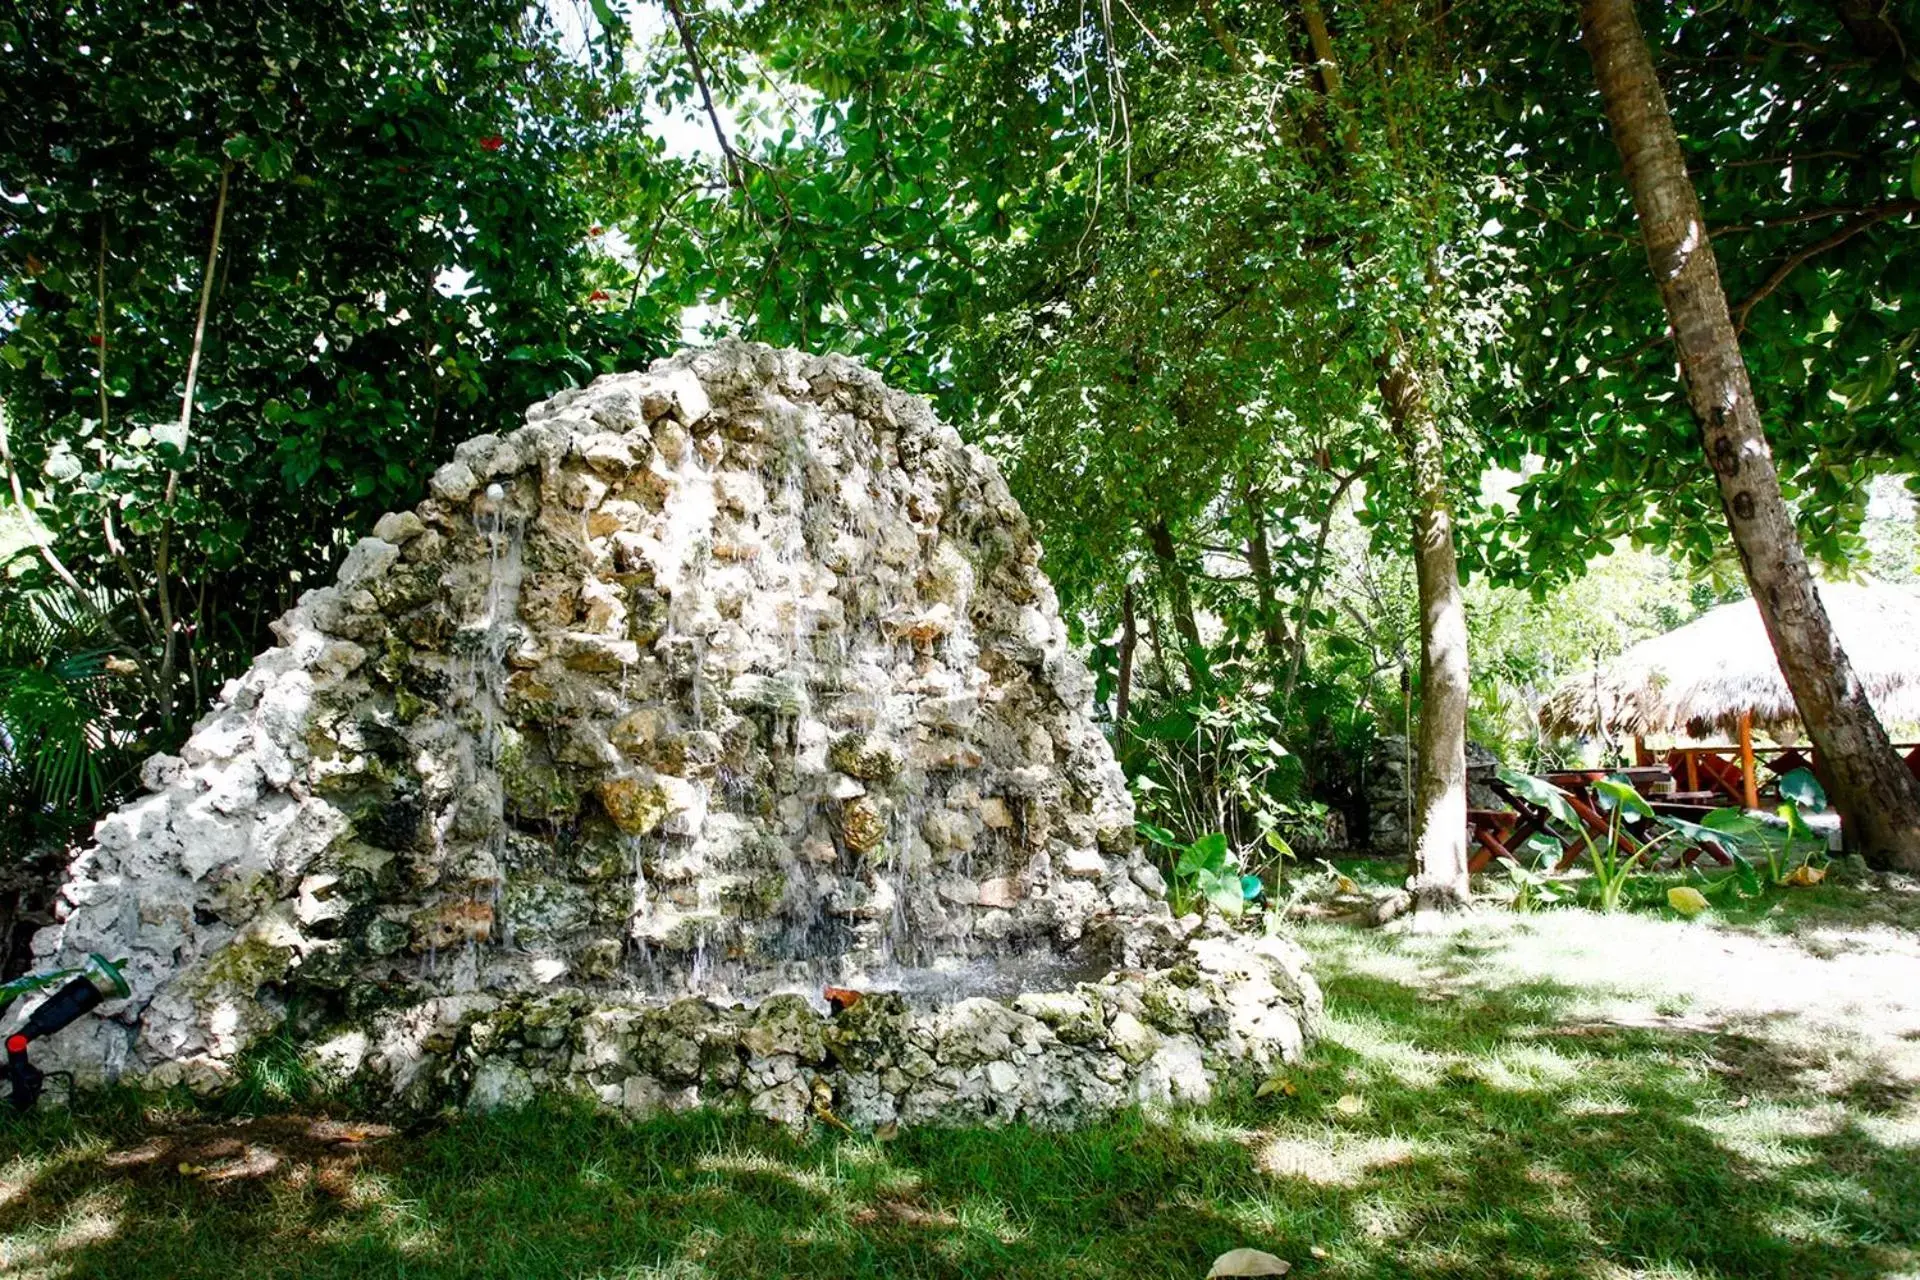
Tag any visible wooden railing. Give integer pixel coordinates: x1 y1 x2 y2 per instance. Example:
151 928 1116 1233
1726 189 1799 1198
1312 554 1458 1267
1637 740 1920 807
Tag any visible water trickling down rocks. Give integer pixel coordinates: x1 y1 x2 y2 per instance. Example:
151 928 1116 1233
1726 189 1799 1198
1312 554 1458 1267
26 343 1319 1126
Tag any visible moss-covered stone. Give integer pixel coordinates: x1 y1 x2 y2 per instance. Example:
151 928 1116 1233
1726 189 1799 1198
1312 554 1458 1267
502 875 592 947
364 917 411 957
742 993 826 1061
829 732 903 784
628 585 670 645
840 796 887 854
719 869 785 920
195 916 302 995
500 729 585 824
823 991 911 1070
597 775 670 835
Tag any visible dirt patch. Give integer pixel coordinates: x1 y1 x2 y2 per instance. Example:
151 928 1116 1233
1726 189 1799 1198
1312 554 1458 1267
86 1116 401 1193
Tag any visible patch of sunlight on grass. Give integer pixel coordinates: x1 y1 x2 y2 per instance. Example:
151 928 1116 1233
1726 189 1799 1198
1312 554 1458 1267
828 1139 892 1170
1257 1130 1434 1186
1348 1189 1410 1241
1473 1041 1586 1090
1768 1194 1872 1245
1169 1111 1262 1146
339 1168 400 1212
1563 1090 1634 1116
0 1155 40 1210
1320 1014 1452 1087
1591 1263 1714 1279
1859 1107 1920 1146
1694 1098 1847 1165
693 1150 836 1195
639 1254 715 1280
608 1263 710 1280
372 1190 441 1254
950 1195 1027 1244
1788 1173 1879 1217
0 1185 125 1278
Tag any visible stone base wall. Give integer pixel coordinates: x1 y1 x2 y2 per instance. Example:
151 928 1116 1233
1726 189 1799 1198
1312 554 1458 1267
247 933 1322 1128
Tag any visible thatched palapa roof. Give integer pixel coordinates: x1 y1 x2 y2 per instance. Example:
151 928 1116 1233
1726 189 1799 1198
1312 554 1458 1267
1539 580 1920 740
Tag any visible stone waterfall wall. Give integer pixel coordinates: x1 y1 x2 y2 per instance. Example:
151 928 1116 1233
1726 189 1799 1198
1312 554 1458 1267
26 342 1319 1121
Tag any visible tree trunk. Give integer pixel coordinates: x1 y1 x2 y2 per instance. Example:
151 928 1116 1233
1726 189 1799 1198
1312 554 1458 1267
1379 356 1471 910
1241 480 1289 661
1296 0 1471 908
1146 518 1204 674
1582 0 1920 869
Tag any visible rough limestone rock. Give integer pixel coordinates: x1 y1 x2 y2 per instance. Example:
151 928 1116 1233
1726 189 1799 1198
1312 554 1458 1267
25 342 1319 1122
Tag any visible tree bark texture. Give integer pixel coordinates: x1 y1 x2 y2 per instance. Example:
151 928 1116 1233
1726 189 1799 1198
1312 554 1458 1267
1379 357 1471 909
1241 481 1290 660
1147 518 1205 670
1582 0 1920 869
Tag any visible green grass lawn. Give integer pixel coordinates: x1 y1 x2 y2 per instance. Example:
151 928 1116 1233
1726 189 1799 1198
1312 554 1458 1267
4 889 1918 1279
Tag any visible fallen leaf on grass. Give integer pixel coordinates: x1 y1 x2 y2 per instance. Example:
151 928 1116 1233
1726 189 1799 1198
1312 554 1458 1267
1255 1075 1297 1099
1333 1093 1365 1116
1667 886 1710 917
1782 864 1826 886
1208 1247 1291 1276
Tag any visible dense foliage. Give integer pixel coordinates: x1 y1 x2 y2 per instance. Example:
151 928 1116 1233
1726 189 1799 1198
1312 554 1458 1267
1475 0 1920 583
0 0 693 738
0 0 716 856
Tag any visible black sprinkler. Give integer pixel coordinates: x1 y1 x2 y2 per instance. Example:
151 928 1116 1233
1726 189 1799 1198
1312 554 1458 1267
1 954 130 1112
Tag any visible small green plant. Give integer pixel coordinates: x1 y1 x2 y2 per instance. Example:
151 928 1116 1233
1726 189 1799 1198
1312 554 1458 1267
1667 767 1831 898
1498 851 1572 912
1138 825 1264 919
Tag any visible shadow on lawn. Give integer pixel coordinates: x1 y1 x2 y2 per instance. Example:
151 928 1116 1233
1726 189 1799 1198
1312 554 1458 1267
2 957 1916 1279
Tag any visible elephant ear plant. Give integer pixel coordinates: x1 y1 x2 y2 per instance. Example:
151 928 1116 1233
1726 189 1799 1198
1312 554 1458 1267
1664 767 1833 900
1138 825 1266 919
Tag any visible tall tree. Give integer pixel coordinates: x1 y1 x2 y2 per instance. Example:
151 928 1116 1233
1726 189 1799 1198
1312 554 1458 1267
1297 0 1479 909
1579 0 1920 867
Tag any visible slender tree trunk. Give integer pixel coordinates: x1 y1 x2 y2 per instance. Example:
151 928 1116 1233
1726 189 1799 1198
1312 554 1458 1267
1241 480 1289 660
1582 0 1920 869
155 164 231 732
1298 0 1471 907
1379 357 1471 909
1146 518 1204 672
1282 465 1365 702
1115 583 1137 753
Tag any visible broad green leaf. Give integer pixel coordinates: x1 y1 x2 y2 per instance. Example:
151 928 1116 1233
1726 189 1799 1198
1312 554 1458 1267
1197 869 1244 918
1136 822 1180 849
1497 766 1581 828
1179 832 1230 877
1777 767 1826 812
1593 774 1654 820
